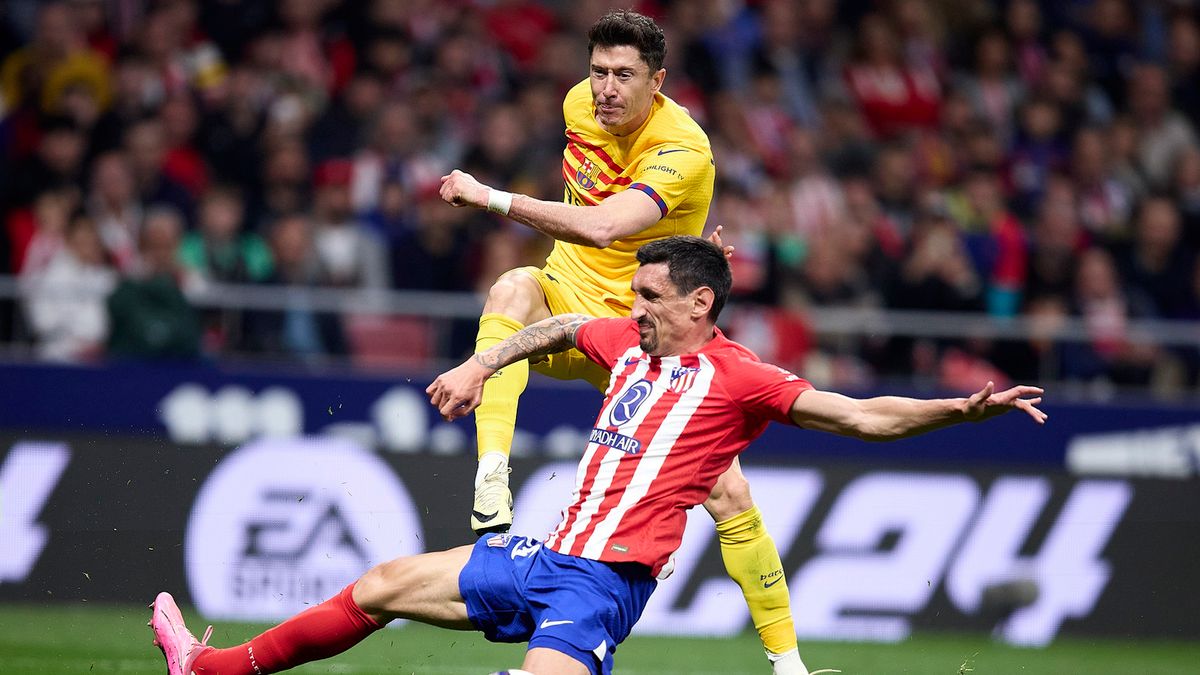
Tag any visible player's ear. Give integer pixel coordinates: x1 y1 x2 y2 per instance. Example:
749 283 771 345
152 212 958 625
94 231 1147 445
651 68 666 93
692 286 714 320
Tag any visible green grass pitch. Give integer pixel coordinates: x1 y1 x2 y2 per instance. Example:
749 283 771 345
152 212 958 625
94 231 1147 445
0 603 1196 674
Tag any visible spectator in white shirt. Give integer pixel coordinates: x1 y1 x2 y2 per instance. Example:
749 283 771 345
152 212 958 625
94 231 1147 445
21 211 117 362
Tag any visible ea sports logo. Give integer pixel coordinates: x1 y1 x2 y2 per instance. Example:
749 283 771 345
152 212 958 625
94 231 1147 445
609 379 653 426
185 437 423 621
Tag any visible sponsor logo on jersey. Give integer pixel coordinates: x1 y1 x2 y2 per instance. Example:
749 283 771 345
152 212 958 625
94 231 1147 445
641 164 684 180
608 379 653 426
590 427 643 454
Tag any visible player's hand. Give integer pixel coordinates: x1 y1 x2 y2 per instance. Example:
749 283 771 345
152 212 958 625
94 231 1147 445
707 225 735 260
426 358 494 421
439 169 490 210
962 382 1047 424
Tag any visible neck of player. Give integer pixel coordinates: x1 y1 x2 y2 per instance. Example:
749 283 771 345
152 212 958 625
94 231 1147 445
654 327 717 358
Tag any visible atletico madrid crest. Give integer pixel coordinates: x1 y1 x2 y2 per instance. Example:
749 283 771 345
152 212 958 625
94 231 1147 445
668 366 700 394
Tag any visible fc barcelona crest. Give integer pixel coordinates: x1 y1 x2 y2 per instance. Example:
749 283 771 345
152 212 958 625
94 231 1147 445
668 366 700 394
576 158 600 190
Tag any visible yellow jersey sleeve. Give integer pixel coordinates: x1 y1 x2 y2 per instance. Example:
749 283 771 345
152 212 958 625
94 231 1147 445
629 144 714 220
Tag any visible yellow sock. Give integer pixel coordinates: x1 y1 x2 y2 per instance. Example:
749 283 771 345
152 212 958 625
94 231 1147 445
474 313 528 459
716 505 797 655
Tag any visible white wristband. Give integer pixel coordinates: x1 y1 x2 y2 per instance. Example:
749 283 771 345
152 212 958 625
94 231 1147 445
487 189 513 215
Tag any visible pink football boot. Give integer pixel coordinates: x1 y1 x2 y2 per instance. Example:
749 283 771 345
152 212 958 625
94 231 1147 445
149 591 213 675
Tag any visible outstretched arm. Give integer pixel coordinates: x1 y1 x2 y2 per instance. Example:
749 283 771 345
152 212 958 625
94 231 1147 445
440 169 661 248
789 381 1046 442
426 313 593 420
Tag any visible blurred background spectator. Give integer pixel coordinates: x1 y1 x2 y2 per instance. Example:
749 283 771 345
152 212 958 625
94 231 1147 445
243 210 346 362
20 208 115 361
0 0 1196 396
105 204 200 359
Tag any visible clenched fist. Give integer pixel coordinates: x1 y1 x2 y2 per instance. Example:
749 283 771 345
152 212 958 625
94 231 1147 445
439 169 491 209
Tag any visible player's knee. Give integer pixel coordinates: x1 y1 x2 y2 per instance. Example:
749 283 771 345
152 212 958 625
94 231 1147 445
353 557 419 621
705 471 755 522
483 270 544 322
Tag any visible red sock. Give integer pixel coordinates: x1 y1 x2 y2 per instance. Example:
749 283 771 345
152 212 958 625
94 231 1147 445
194 582 383 674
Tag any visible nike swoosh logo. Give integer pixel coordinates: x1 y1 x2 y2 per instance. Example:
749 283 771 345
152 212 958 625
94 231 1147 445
657 148 687 155
540 619 574 629
472 510 499 523
764 576 783 589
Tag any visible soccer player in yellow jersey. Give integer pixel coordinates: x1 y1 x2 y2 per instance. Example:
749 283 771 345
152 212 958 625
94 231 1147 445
440 11 812 674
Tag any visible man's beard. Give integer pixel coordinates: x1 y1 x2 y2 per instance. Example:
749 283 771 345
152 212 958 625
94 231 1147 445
637 322 657 353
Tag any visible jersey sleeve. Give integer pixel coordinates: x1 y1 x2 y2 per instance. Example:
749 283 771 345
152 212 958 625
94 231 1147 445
723 359 814 425
629 145 715 218
574 317 639 369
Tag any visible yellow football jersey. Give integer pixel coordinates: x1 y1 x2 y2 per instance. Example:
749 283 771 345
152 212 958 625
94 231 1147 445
546 78 716 313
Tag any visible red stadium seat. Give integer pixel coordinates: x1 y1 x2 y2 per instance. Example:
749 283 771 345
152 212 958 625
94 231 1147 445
344 315 433 368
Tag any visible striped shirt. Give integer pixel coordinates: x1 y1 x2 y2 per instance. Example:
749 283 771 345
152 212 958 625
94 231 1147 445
545 317 812 576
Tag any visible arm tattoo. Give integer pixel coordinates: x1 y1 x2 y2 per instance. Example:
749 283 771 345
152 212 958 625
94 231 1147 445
474 314 591 371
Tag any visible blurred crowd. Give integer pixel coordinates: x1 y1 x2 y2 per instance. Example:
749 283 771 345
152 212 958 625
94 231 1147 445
1 0 1199 393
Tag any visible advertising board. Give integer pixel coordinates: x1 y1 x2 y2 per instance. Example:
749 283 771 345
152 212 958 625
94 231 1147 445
2 435 1196 644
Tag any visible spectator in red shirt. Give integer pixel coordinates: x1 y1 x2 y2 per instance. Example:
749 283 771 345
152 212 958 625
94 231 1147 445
843 13 941 139
160 93 209 198
485 0 558 72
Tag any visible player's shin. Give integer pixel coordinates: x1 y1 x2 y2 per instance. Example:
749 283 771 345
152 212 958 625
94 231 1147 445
715 506 807 672
471 313 527 533
192 582 382 675
473 313 530 459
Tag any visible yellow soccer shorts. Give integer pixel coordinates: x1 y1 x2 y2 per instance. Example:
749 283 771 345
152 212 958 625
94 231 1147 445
518 265 627 392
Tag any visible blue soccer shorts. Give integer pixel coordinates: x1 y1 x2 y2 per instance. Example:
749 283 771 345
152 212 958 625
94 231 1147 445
458 533 657 675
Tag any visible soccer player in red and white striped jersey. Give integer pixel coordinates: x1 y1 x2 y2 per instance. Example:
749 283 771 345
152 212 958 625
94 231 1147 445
151 236 1045 675
544 316 812 576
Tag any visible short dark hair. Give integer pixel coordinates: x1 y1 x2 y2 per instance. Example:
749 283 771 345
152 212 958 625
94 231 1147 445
636 236 731 321
587 10 667 72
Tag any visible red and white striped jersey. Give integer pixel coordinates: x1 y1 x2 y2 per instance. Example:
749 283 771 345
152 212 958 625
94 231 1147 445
545 317 813 576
